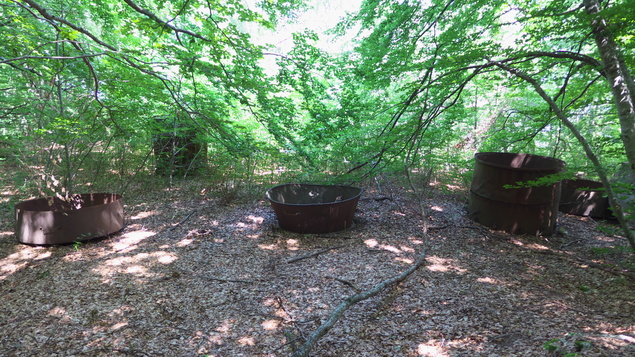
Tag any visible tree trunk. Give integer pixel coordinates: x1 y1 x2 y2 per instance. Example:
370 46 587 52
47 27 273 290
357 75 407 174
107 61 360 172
492 61 635 251
583 0 635 171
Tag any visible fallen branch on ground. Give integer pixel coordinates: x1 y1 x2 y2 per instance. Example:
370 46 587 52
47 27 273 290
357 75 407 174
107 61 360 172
360 195 393 202
286 245 347 264
533 249 635 280
167 208 198 232
314 234 353 239
291 248 428 357
428 224 451 230
325 275 361 292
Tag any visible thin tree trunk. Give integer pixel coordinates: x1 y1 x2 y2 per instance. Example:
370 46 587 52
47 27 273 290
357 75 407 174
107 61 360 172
583 0 635 171
493 61 635 252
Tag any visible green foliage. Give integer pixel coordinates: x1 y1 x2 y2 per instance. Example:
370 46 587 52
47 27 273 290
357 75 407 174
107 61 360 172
590 245 635 270
543 333 592 356
503 173 570 189
0 0 318 196
2 0 635 209
72 241 83 251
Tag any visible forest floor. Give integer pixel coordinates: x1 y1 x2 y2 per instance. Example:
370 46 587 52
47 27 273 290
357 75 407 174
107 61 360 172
0 176 634 356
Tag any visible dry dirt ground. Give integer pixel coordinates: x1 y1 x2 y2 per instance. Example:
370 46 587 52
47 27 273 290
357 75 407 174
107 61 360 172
0 179 634 356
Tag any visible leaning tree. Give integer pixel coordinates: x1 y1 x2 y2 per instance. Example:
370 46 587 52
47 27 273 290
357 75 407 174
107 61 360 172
339 0 635 250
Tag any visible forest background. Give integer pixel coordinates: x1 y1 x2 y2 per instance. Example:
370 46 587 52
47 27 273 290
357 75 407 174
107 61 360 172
1 0 635 247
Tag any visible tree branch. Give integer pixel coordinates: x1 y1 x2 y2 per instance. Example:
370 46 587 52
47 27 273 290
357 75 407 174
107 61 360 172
522 51 603 73
492 60 635 252
286 245 347 264
20 0 117 51
291 249 428 357
122 0 212 44
0 53 107 64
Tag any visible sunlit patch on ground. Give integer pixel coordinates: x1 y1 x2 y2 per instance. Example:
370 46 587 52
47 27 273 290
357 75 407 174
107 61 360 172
0 248 52 280
380 244 401 253
111 322 128 330
216 319 235 334
176 237 195 247
247 215 264 224
425 256 467 273
262 319 280 330
110 229 155 252
525 242 550 250
417 342 449 356
286 239 300 250
0 179 632 356
258 243 279 250
129 210 158 220
93 251 177 280
48 306 71 323
476 276 501 284
364 238 378 248
237 336 256 346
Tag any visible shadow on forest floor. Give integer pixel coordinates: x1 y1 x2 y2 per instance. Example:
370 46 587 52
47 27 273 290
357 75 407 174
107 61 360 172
0 177 633 356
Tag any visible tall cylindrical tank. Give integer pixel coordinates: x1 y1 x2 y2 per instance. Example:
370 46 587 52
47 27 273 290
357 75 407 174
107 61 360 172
468 152 565 235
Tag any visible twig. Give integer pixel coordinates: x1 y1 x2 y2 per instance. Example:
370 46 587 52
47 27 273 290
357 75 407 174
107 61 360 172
168 208 197 231
559 239 583 249
313 235 353 240
428 224 451 230
291 248 428 357
533 249 635 280
286 245 347 264
404 165 429 233
360 195 393 202
572 256 635 279
275 297 307 338
325 275 361 292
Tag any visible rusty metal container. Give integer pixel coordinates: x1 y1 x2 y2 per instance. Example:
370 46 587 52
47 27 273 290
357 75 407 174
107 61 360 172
468 152 565 235
152 117 207 177
15 193 124 245
266 184 362 233
559 179 613 218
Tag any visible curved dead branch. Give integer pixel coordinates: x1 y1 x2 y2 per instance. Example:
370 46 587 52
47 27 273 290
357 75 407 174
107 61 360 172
291 249 428 357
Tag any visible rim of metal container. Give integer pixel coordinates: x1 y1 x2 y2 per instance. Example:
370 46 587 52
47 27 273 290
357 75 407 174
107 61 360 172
474 152 566 172
14 193 123 212
266 183 363 206
561 178 605 189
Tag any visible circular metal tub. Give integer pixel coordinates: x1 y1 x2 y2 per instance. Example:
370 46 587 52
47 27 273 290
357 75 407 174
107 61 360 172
559 179 613 218
468 152 565 235
266 184 362 234
15 193 124 245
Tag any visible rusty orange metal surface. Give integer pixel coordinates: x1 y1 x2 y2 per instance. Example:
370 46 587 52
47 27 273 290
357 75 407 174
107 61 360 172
15 193 124 245
468 152 565 235
266 184 362 234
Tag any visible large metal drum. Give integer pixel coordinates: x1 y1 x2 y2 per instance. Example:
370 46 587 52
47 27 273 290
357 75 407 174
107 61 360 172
266 184 362 234
468 152 565 235
559 179 613 219
15 193 124 245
